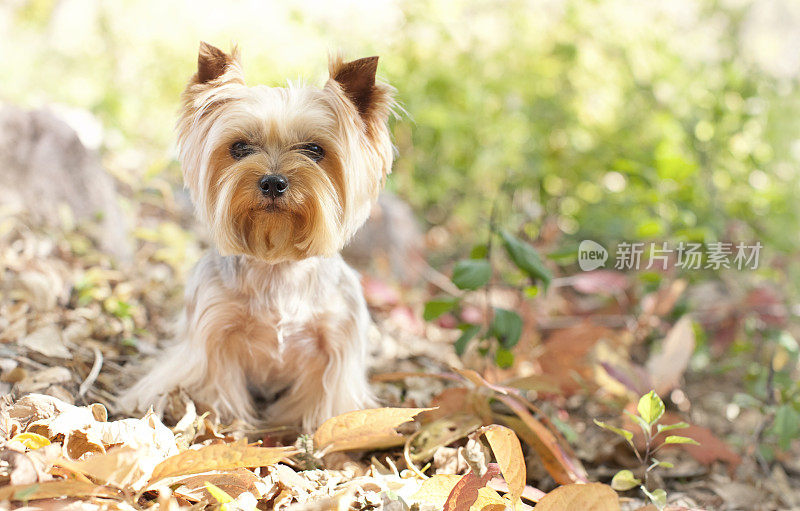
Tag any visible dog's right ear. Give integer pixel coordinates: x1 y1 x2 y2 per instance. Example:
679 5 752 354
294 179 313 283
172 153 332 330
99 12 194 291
194 42 244 85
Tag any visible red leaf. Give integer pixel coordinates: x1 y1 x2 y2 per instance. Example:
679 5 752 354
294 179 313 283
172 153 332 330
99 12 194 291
443 465 501 511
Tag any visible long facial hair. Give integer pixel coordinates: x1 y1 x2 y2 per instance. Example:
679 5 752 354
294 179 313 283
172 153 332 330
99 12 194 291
176 44 395 263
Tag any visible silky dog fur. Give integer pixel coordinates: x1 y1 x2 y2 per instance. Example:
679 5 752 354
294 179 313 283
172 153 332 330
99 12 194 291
122 42 395 431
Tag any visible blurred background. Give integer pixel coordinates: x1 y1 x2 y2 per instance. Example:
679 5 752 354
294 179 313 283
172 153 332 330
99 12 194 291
2 1 800 505
3 0 800 276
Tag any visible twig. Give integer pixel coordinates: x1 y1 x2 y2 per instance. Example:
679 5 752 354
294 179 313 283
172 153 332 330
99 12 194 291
403 428 429 479
79 346 103 397
420 263 463 297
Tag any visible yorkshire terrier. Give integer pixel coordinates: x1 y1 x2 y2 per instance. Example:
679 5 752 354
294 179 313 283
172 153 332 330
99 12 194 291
122 43 395 431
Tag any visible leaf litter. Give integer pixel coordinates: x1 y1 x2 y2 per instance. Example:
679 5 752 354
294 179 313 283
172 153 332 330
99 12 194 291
0 210 797 510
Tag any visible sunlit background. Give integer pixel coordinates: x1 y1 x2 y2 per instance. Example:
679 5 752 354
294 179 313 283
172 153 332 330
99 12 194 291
2 0 799 290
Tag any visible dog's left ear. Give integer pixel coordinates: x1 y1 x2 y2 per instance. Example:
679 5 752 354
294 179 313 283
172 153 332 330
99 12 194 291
194 41 244 86
328 56 394 122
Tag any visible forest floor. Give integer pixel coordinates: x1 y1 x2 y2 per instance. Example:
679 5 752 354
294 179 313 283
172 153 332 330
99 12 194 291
0 200 799 511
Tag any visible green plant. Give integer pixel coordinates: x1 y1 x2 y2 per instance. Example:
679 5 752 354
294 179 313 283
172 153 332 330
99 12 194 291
423 218 551 366
595 390 699 510
738 329 800 466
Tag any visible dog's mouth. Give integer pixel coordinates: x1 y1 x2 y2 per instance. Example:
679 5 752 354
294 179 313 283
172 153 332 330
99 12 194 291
258 199 288 213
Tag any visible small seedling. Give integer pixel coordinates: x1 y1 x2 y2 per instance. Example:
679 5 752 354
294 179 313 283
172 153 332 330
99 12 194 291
595 390 698 510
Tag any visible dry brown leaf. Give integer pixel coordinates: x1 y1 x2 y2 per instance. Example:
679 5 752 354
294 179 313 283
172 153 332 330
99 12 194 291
149 438 295 483
55 446 151 489
0 479 119 501
646 316 695 395
642 279 687 318
483 425 526 506
412 473 508 511
535 483 620 511
173 468 263 502
313 407 432 453
496 395 588 485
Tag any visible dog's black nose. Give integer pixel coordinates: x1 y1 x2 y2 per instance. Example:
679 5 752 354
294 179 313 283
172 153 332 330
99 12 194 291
259 174 289 198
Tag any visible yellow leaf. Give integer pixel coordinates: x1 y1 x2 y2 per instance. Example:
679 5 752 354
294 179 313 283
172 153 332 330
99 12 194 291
535 483 620 511
483 425 526 507
313 407 432 453
205 482 234 504
412 474 508 511
149 439 296 483
10 432 51 450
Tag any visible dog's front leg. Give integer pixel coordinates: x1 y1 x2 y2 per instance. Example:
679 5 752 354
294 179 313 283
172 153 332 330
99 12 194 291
266 310 376 432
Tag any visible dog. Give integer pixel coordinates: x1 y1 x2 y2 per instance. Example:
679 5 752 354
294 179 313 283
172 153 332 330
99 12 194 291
121 42 396 431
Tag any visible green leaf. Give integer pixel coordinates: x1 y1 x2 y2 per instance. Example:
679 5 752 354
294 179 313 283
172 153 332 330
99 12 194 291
454 325 481 356
523 286 539 298
423 298 459 321
625 410 652 438
663 435 700 445
641 487 667 509
491 308 523 349
499 230 552 288
469 244 488 259
649 458 674 469
767 404 800 451
638 390 665 425
656 422 689 435
594 419 635 450
611 469 641 491
451 259 492 290
495 347 514 368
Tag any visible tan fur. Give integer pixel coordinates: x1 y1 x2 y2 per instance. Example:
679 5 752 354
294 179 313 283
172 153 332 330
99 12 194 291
120 43 395 431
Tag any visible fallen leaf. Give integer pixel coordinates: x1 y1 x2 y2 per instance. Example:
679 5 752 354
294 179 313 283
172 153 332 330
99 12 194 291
361 276 401 309
10 432 51 450
569 270 629 295
443 466 503 511
173 469 263 502
94 408 178 457
646 317 695 395
482 425 526 506
313 407 431 454
0 479 119 501
536 323 616 394
409 413 483 463
420 387 471 423
19 325 71 359
496 395 588 485
535 483 620 511
149 439 295 483
641 280 687 318
412 473 507 511
0 449 41 485
56 446 151 489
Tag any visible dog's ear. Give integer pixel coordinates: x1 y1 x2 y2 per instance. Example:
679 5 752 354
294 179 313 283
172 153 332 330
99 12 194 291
328 56 383 118
195 42 244 85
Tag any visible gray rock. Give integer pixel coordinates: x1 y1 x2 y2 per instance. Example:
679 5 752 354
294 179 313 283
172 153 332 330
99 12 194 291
0 105 130 259
343 192 423 283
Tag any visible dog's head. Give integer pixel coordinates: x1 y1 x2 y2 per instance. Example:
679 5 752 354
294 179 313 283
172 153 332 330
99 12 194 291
177 43 395 262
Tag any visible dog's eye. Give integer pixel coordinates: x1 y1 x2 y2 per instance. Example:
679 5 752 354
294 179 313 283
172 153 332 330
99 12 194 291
299 143 325 162
230 141 254 160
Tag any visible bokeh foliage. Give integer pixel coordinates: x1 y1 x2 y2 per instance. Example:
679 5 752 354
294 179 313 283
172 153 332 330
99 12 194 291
3 0 799 274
